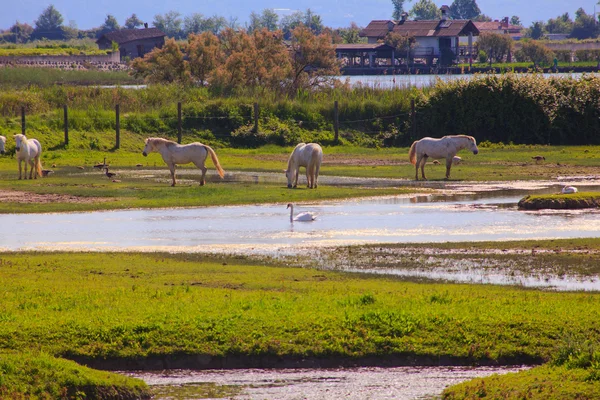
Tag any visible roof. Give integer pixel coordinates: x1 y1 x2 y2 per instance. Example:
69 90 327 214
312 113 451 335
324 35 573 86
96 28 166 45
475 21 521 33
335 43 395 51
360 19 479 39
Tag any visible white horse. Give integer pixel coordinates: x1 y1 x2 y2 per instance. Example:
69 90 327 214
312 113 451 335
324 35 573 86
285 143 323 189
409 135 478 181
14 134 43 180
0 135 5 155
142 137 225 186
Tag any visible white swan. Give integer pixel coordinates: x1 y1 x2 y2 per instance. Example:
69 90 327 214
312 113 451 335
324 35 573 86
561 186 578 194
287 203 316 222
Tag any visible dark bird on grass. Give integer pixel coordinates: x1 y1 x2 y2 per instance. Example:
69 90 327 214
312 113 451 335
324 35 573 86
41 169 54 177
104 167 116 179
94 157 108 169
136 163 143 167
532 155 545 162
77 166 85 170
432 160 440 165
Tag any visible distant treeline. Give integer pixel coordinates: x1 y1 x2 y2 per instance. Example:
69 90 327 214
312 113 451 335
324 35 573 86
1 74 599 147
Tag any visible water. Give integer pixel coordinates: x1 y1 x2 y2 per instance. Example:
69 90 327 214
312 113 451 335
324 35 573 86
342 72 599 88
1 184 600 252
126 366 527 400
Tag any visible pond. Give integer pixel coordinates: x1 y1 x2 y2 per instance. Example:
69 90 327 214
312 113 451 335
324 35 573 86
124 365 527 400
1 182 600 253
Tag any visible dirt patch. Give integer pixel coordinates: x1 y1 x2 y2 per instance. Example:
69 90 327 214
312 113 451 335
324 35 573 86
0 190 113 204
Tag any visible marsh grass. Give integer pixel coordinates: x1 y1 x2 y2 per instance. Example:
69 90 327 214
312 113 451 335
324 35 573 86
1 251 600 366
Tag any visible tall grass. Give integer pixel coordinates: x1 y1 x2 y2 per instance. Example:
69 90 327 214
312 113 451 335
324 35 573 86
0 67 140 88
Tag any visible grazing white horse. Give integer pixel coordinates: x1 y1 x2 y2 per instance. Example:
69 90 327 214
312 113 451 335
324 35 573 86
14 134 43 180
285 143 323 189
409 135 478 180
142 137 225 186
0 135 5 155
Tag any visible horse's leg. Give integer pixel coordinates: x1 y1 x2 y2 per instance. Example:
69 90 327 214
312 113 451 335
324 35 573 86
306 165 312 188
445 158 452 179
420 156 428 180
29 160 35 179
314 164 320 189
24 159 29 180
18 159 22 180
195 162 207 186
293 168 299 188
168 163 176 186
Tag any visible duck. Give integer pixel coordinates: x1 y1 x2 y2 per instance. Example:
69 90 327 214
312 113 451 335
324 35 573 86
287 203 316 222
561 185 578 194
104 167 116 179
452 156 462 165
94 157 108 169
532 155 545 162
41 169 54 177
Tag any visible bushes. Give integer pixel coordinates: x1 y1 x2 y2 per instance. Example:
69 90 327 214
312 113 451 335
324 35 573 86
417 74 600 145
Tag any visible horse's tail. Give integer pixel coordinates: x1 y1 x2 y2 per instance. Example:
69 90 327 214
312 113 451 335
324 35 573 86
35 157 43 178
204 145 225 178
409 141 417 165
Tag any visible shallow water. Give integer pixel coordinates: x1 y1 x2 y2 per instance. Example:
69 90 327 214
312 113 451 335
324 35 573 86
125 366 526 400
2 184 600 252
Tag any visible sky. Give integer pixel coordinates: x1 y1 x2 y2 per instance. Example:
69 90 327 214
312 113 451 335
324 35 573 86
2 0 595 31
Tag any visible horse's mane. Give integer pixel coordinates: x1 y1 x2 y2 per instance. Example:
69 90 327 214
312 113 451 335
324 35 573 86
287 143 306 170
147 137 177 147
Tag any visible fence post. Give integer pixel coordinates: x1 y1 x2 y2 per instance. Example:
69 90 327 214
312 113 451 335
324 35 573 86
63 105 69 146
253 102 259 133
115 104 120 149
177 102 182 144
410 99 416 139
334 100 339 144
21 106 25 135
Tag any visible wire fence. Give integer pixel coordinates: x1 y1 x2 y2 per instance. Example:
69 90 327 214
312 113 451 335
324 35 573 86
3 101 419 148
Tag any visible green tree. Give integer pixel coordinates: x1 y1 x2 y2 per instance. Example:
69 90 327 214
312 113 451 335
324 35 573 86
510 16 521 26
304 9 324 34
546 13 573 34
101 14 120 34
519 40 554 67
385 31 415 63
34 5 63 32
526 21 545 39
9 22 33 43
391 0 406 20
124 14 144 29
153 11 183 39
338 22 363 44
449 0 481 20
183 13 205 35
410 0 441 20
280 11 305 39
476 32 513 64
473 14 492 22
248 10 280 32
571 8 598 39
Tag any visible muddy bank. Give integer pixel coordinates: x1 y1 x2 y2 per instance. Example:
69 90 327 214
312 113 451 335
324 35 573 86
68 353 543 372
0 189 114 204
518 193 600 210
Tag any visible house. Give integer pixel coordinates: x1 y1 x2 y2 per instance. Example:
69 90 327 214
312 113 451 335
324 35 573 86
96 27 166 60
359 6 479 65
474 17 522 40
335 43 397 69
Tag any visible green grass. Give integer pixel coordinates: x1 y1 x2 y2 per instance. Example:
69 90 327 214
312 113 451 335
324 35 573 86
0 351 149 399
0 251 599 365
518 192 600 210
0 68 141 88
0 47 110 56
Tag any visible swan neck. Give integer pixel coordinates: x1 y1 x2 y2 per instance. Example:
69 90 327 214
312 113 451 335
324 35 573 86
289 205 293 222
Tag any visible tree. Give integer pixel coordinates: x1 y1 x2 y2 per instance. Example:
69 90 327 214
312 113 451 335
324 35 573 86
34 5 63 32
546 13 573 34
304 9 324 34
477 32 513 64
9 22 33 43
130 38 190 84
510 16 521 26
288 25 340 92
338 22 363 44
385 31 415 63
187 31 222 86
571 8 598 39
184 13 205 35
526 21 545 39
391 0 406 20
280 11 305 39
519 40 554 67
100 14 120 34
153 11 183 39
472 14 492 22
124 14 144 29
410 0 441 20
449 0 481 20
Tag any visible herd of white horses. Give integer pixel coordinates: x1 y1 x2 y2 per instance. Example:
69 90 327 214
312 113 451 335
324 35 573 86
0 133 481 185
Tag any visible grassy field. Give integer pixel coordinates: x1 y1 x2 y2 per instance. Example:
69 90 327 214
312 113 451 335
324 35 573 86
2 248 600 397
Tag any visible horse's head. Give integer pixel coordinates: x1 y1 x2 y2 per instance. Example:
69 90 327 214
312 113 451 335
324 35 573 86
13 134 25 152
469 136 479 155
284 169 293 188
142 138 153 157
0 135 5 155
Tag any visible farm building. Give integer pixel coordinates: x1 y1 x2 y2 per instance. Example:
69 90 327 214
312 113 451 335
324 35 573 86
474 17 522 40
359 6 479 66
96 27 166 60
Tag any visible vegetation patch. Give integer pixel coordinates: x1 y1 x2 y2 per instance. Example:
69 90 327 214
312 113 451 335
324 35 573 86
518 192 600 210
0 351 149 399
